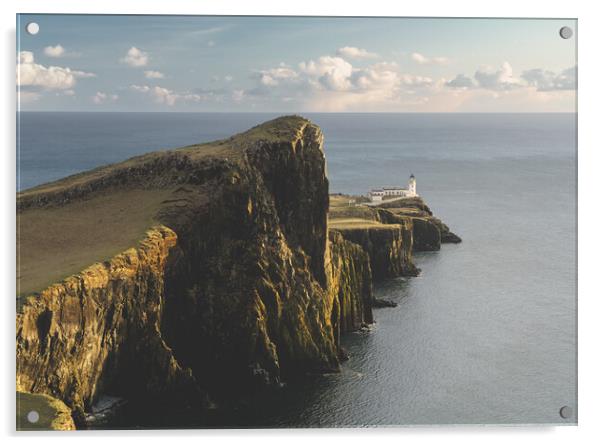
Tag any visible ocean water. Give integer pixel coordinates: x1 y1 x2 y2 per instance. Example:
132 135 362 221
17 112 577 426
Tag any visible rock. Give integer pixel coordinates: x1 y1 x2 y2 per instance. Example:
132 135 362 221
16 116 360 421
372 298 398 308
411 217 442 251
330 223 419 280
327 230 374 344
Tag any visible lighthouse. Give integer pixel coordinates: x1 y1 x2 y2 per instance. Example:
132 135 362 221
408 174 417 197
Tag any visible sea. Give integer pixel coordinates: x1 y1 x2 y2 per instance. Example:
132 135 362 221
17 112 577 426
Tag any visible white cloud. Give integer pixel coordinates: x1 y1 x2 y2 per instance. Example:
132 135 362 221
17 51 95 90
130 84 202 106
224 75 233 82
521 66 576 91
130 84 150 93
336 46 378 59
43 45 65 58
299 56 353 91
92 92 119 104
474 62 523 90
144 70 165 79
248 55 438 111
411 52 449 65
121 47 149 67
207 40 215 47
256 65 298 87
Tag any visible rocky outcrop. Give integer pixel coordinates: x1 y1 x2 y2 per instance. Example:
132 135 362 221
372 198 462 251
16 116 459 429
330 222 419 280
327 231 373 345
411 217 442 251
16 227 204 423
16 117 358 424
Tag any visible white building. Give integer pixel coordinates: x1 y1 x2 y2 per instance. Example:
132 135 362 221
368 174 417 202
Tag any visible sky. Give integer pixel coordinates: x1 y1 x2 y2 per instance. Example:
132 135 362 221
17 15 577 112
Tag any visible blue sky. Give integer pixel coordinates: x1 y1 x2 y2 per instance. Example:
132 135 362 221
17 15 576 112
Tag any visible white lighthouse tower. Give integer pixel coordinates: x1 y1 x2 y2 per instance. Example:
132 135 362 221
408 174 417 197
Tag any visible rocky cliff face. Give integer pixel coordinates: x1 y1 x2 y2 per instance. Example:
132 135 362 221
16 227 204 423
330 223 418 280
16 116 459 429
16 117 369 426
327 231 373 345
373 198 462 251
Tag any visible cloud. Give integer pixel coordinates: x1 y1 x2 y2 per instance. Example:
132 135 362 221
207 40 215 47
299 56 353 91
224 75 233 82
130 84 202 106
121 47 149 67
255 64 299 87
43 45 65 58
336 46 378 59
521 66 576 91
17 51 95 90
92 92 119 104
474 62 522 90
446 74 476 89
247 55 437 111
411 52 449 65
144 70 164 79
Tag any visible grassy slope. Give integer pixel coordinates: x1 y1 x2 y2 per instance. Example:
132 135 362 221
16 116 312 299
17 188 174 297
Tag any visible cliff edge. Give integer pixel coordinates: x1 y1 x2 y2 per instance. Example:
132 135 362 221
17 116 371 428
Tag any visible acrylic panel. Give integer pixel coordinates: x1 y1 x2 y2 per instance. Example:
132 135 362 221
16 15 577 430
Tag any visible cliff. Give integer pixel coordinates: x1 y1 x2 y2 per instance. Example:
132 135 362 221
16 116 459 429
328 222 418 280
329 195 461 253
16 116 371 428
327 231 373 345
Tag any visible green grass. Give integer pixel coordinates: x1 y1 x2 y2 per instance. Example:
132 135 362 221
16 116 314 300
17 188 174 299
329 218 399 230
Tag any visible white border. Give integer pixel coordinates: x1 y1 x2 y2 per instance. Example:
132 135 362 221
3 1 601 444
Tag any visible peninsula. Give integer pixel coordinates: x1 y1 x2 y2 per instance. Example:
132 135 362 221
16 116 460 430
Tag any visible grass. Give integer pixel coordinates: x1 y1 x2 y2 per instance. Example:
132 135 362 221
329 218 398 230
16 116 314 299
17 188 174 299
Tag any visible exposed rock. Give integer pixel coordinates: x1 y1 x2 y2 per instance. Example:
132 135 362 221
327 230 374 346
16 116 459 429
370 198 462 250
372 298 398 308
16 227 205 418
411 217 442 251
330 222 419 280
16 116 362 423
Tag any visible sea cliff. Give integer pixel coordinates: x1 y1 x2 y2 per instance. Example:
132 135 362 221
16 116 459 429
